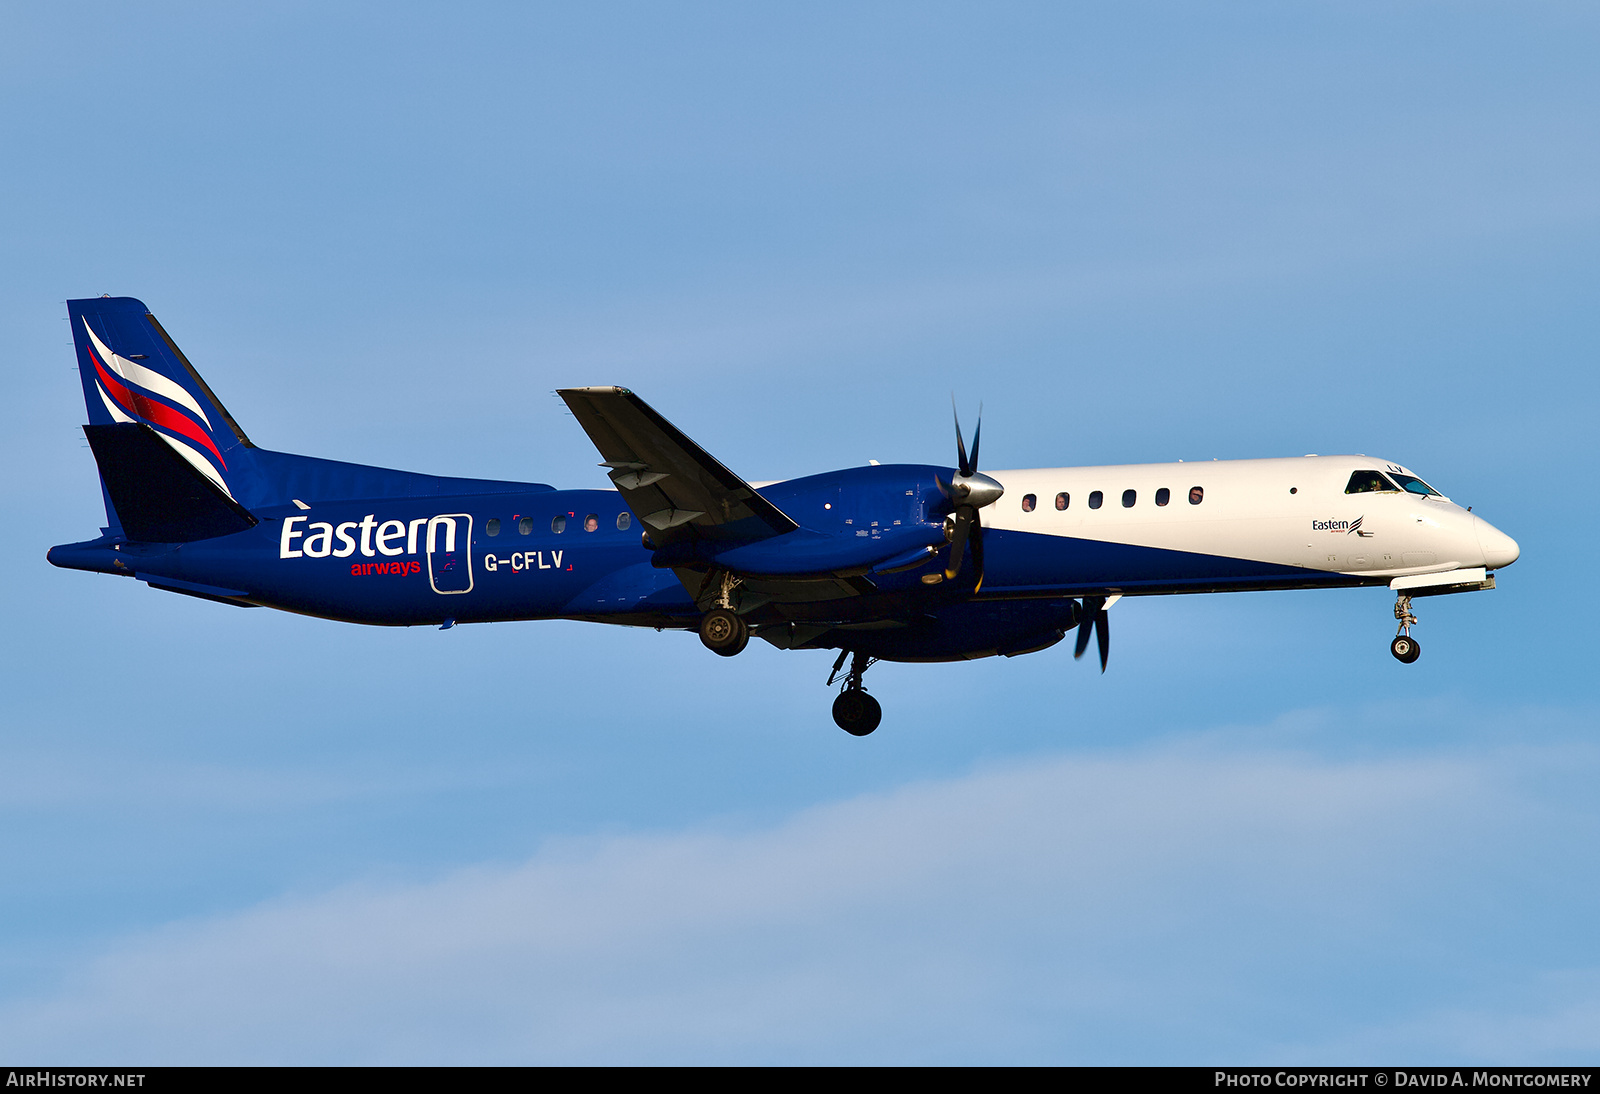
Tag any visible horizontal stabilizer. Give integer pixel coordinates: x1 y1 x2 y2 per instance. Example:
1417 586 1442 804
85 423 258 542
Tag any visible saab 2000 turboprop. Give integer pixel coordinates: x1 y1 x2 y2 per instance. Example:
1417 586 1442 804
49 296 1520 735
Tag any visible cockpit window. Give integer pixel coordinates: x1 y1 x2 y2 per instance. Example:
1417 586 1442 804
1345 470 1398 494
1389 472 1442 497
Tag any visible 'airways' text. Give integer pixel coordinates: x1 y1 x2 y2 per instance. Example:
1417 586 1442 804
352 561 422 577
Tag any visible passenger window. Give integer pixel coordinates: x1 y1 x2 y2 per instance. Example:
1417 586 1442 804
518 517 533 535
616 512 632 530
583 513 600 532
551 515 567 534
1021 494 1036 513
1055 492 1069 510
1155 488 1170 507
1088 491 1103 509
486 518 501 537
1345 470 1398 494
1189 486 1204 505
1122 489 1136 508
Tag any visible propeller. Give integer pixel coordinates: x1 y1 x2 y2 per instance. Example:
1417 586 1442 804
1073 595 1112 673
935 401 1004 588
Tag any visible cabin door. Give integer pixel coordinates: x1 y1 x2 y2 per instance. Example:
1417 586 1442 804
426 514 474 594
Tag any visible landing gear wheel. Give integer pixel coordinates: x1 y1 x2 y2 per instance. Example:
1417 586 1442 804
1390 634 1421 664
700 609 749 656
832 690 882 736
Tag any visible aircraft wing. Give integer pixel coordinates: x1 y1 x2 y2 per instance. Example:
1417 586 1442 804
557 387 799 545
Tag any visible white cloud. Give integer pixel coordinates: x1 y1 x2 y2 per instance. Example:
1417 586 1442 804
4 736 1599 1064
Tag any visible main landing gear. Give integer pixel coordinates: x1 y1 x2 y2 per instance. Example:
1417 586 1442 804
827 650 881 736
698 571 749 657
699 608 748 656
1390 593 1421 664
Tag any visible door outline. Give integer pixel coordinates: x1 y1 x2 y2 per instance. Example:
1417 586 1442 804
426 513 474 595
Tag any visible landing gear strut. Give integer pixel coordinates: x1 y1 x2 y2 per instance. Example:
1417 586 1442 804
698 571 749 657
1390 594 1421 664
827 650 882 736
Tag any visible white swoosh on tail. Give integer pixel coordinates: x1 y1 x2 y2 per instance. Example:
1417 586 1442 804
83 318 214 430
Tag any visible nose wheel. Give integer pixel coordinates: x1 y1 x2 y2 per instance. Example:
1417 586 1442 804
827 650 882 735
1390 594 1421 664
832 689 882 736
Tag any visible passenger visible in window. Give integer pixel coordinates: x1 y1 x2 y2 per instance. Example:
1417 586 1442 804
1189 486 1204 505
1344 470 1397 494
486 518 501 537
1155 488 1170 506
584 514 599 532
518 517 533 535
551 515 567 534
1089 491 1103 509
1055 492 1069 511
1021 494 1036 513
616 512 632 530
1122 489 1136 508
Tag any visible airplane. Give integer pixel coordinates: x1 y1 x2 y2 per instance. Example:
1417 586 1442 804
49 296 1520 735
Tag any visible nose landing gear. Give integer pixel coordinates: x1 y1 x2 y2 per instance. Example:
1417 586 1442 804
1390 594 1421 664
827 650 881 736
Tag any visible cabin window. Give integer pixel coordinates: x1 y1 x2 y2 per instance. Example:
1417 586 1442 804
1388 472 1442 497
1189 486 1204 505
1021 494 1037 513
583 513 600 532
1055 492 1069 510
1088 490 1103 509
551 515 567 534
1122 489 1136 508
485 518 501 537
518 517 533 535
616 512 632 530
1155 488 1170 506
1345 470 1398 494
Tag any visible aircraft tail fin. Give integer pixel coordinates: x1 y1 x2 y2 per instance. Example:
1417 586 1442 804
70 296 256 512
69 296 263 539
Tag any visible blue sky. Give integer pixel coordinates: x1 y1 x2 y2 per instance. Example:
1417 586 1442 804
2 1 1598 1064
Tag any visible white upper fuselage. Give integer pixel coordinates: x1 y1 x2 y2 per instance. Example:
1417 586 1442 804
980 455 1518 581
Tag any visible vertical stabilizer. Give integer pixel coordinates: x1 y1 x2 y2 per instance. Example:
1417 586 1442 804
70 296 254 506
69 296 261 538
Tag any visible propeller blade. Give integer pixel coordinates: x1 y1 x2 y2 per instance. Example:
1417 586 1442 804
1074 596 1102 659
969 404 983 473
951 400 972 478
945 507 972 579
1095 605 1110 673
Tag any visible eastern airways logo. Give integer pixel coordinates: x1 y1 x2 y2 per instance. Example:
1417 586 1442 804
1312 516 1374 537
82 317 236 501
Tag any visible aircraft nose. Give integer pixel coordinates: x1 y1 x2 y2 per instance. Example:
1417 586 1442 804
1473 515 1520 570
